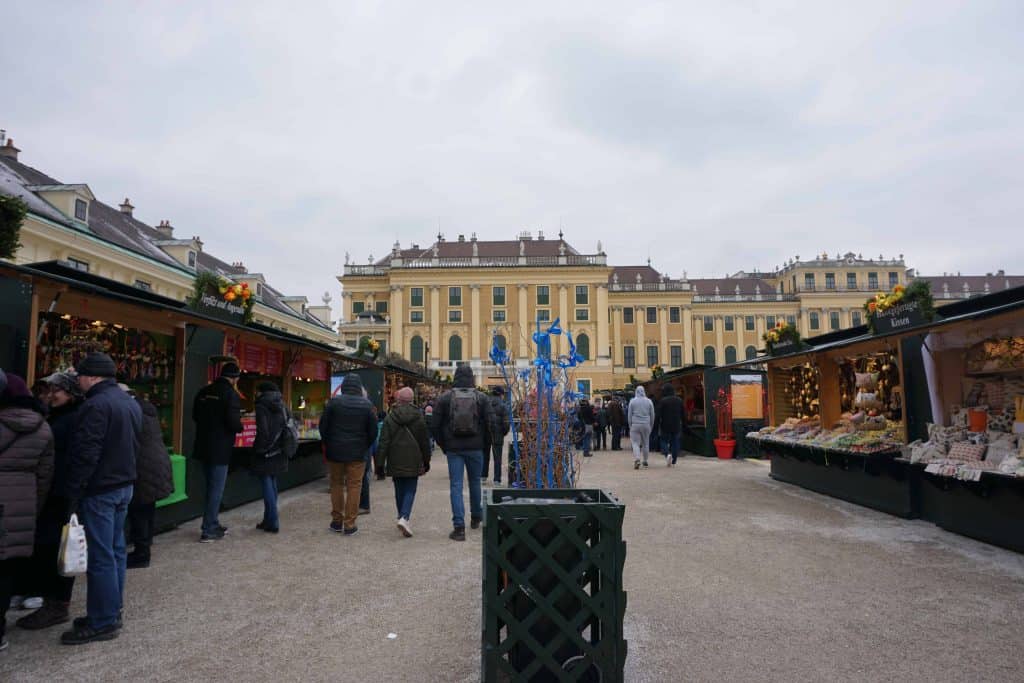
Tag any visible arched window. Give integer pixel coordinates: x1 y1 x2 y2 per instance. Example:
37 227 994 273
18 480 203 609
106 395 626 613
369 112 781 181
576 333 590 360
449 334 463 361
410 335 424 363
703 346 717 366
493 334 507 351
745 345 757 360
725 346 737 364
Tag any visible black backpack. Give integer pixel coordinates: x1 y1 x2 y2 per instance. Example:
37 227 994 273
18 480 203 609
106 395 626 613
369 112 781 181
268 406 300 459
450 388 480 437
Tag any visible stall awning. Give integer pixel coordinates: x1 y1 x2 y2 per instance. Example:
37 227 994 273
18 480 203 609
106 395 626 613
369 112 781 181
1 261 341 355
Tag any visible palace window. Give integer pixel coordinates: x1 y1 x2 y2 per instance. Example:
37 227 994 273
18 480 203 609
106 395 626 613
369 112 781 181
575 285 589 305
576 333 590 360
745 345 757 360
868 272 879 289
410 336 424 362
646 307 657 324
745 315 755 331
536 309 551 322
646 345 659 367
352 301 365 314
787 315 796 326
765 315 776 328
703 316 714 332
448 335 462 361
410 287 423 307
847 273 857 290
623 307 634 324
410 311 424 323
829 311 840 330
188 251 197 268
852 311 863 327
536 285 549 306
804 273 815 291
492 286 505 306
448 310 462 323
448 286 462 306
669 307 681 323
724 316 734 331
810 312 820 330
493 310 506 323
375 301 388 314
703 346 717 365
670 345 682 367
889 272 900 287
74 198 88 221
575 308 589 321
825 273 836 290
725 346 737 364
623 345 636 368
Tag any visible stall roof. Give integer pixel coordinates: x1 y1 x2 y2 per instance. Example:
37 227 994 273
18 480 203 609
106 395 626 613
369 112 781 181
1 261 340 355
718 284 1024 370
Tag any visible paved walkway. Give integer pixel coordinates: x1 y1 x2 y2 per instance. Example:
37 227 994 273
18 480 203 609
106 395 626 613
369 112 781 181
3 451 1023 682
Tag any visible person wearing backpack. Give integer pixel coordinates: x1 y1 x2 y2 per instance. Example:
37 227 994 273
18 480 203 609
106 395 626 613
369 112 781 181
123 386 173 568
249 381 292 534
483 386 510 485
374 387 430 537
432 365 493 541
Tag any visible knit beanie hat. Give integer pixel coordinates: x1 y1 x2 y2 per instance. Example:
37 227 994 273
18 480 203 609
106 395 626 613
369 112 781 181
42 371 83 399
75 352 117 378
1 373 32 400
220 362 241 378
395 387 414 404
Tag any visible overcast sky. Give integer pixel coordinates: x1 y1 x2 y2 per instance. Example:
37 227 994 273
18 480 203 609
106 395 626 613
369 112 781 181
4 1 1022 307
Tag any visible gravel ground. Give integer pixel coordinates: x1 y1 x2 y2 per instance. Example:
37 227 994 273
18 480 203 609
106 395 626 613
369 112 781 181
2 450 1022 682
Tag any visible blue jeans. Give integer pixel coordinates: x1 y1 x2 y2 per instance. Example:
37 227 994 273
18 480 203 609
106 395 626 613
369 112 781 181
202 462 229 536
393 477 418 520
259 475 279 529
446 450 483 528
78 485 133 630
661 432 681 464
582 425 593 456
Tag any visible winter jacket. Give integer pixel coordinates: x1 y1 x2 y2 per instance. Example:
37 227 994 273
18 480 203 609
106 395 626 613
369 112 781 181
578 403 596 426
0 402 55 560
627 387 655 429
596 407 609 429
655 385 688 436
66 379 141 499
607 401 625 428
250 390 290 477
132 397 174 504
374 403 431 478
487 394 511 440
319 374 377 463
192 378 243 466
46 401 79 499
432 366 493 454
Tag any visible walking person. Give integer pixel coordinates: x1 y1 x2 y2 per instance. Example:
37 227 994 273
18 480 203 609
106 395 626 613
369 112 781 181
249 381 289 534
124 386 173 567
595 398 608 451
578 398 595 457
628 386 655 469
608 397 625 451
17 372 79 631
655 383 693 466
374 387 430 537
483 387 510 485
0 370 54 652
192 363 243 543
318 373 377 536
432 365 493 541
62 353 141 645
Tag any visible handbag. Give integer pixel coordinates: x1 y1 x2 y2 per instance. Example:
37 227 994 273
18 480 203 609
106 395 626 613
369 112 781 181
58 513 88 576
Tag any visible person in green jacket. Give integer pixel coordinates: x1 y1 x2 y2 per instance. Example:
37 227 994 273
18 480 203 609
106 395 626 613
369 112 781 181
374 387 430 538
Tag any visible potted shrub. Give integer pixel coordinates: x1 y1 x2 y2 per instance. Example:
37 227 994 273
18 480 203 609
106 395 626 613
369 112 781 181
712 388 736 459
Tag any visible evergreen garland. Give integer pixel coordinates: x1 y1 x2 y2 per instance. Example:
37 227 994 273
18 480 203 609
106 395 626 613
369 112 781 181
0 195 27 259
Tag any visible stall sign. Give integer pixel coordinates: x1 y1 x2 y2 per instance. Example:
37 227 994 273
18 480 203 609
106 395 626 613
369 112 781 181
300 357 329 381
196 293 245 324
242 343 266 373
265 348 283 376
234 416 257 448
730 375 764 420
769 339 802 356
873 300 926 334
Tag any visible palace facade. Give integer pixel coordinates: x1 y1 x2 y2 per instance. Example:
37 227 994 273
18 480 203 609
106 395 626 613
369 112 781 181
339 232 1023 392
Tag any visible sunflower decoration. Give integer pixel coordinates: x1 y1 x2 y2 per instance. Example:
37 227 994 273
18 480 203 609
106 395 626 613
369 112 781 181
864 280 934 332
357 337 382 360
763 321 802 354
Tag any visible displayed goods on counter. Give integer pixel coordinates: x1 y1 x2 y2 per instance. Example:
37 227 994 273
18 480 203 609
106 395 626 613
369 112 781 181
750 414 904 455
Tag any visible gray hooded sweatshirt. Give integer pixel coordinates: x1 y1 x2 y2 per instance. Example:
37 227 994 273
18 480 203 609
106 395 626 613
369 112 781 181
627 386 654 428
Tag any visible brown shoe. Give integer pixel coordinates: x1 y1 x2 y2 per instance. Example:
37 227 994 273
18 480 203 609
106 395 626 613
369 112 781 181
16 600 70 630
449 526 466 541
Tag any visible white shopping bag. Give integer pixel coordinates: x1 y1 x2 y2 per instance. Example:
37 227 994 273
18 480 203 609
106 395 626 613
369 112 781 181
58 513 88 576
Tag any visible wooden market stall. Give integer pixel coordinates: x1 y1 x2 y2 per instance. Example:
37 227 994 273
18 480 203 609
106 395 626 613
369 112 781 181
0 261 341 530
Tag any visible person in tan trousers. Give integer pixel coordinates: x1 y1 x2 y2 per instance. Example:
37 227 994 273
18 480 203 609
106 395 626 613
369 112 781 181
318 374 377 535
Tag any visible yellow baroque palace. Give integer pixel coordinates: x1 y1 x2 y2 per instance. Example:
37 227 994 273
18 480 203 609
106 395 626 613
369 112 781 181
339 232 1022 392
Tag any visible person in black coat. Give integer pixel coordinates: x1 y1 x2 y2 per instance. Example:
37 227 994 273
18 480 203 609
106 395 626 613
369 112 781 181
655 383 694 466
318 373 376 534
192 363 243 543
17 372 81 630
63 352 141 644
607 398 625 450
249 381 288 533
124 388 173 568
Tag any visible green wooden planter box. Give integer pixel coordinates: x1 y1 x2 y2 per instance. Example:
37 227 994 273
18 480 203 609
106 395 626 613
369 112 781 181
482 488 627 682
155 453 188 508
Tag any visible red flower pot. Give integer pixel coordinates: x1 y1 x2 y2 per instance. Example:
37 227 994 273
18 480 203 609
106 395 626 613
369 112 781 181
713 438 736 460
